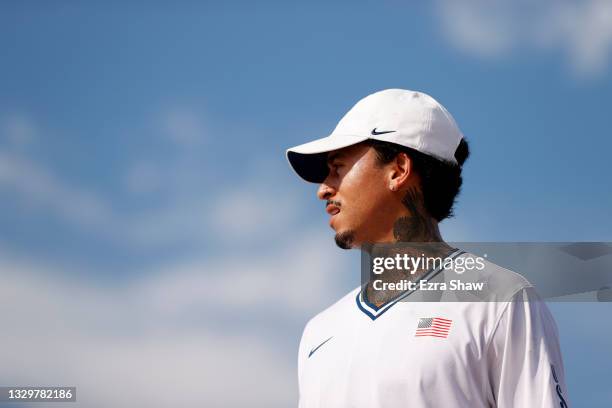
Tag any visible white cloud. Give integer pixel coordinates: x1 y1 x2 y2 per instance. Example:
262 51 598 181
0 149 201 246
0 151 113 227
434 0 519 58
539 0 612 75
0 148 302 248
0 143 326 253
142 229 349 315
434 0 612 76
0 106 260 248
0 105 355 406
208 187 300 241
0 231 350 407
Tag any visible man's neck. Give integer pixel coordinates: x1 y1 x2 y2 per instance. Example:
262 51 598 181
392 186 442 243
365 186 453 307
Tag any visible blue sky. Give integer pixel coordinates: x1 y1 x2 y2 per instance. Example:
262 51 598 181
1 2 611 407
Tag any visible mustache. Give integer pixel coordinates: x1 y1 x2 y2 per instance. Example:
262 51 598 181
326 200 341 207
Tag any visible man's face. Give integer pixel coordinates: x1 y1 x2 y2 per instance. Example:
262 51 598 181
317 143 398 249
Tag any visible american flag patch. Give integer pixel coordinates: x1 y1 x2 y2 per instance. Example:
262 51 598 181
415 317 452 338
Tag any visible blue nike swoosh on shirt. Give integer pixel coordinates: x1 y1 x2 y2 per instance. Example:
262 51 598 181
308 336 333 358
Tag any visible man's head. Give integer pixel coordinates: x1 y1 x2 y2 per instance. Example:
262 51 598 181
286 89 469 248
316 139 469 248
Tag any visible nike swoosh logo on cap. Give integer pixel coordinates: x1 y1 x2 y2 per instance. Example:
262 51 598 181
371 128 396 135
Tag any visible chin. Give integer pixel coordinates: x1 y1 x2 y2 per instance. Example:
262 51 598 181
334 230 356 250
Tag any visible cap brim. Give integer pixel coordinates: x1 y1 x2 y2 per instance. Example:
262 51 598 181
286 135 369 183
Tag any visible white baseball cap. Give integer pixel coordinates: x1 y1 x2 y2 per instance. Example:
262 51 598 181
286 88 464 183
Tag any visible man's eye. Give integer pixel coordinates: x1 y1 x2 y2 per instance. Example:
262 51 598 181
328 162 343 174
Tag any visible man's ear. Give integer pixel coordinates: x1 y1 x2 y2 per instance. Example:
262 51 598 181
388 152 413 191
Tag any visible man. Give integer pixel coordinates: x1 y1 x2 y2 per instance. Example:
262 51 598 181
286 89 569 407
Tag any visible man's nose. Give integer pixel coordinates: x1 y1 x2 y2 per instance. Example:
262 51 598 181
317 182 335 201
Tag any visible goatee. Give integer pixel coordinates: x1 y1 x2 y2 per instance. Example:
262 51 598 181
334 230 356 250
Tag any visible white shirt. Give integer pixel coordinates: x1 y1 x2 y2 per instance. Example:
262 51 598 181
298 252 569 407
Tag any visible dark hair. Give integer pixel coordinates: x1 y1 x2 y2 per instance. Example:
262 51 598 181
364 138 470 222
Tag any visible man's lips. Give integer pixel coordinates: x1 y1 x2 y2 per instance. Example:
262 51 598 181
326 202 341 227
326 204 340 216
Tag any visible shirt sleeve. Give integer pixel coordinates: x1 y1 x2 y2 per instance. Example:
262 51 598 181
487 286 570 407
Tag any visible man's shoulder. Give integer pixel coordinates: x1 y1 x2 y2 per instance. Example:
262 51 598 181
436 252 534 303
